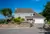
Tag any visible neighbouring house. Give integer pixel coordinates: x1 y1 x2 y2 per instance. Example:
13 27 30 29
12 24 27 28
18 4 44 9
14 8 45 26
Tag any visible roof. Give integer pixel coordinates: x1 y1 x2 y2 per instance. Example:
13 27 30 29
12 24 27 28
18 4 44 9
25 16 33 19
33 12 45 18
25 11 45 18
25 16 45 19
25 12 45 18
15 8 34 13
15 8 45 18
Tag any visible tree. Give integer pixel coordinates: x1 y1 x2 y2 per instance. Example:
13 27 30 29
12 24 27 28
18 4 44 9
40 2 50 21
0 11 1 14
1 8 12 18
1 8 12 23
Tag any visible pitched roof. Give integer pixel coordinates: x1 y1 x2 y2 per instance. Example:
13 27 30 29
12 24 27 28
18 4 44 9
15 8 45 18
25 16 45 19
15 8 34 13
25 12 45 18
33 12 45 18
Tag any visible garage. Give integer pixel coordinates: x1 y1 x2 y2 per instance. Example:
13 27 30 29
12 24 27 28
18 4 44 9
34 18 44 24
25 16 45 27
33 18 45 27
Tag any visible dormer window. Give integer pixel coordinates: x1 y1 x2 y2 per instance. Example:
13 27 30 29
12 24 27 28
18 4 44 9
33 14 35 15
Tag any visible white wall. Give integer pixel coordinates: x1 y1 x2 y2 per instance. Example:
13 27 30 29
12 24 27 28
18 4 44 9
34 18 44 24
14 13 33 18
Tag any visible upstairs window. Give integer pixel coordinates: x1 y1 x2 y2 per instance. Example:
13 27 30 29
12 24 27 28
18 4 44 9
33 14 35 16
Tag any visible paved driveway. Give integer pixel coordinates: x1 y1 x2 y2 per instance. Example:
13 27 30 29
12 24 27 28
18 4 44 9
0 27 46 34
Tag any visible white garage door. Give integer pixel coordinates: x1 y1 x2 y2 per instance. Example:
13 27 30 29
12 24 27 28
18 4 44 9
34 18 44 24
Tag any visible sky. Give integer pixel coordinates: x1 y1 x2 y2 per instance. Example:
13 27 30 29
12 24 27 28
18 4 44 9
0 0 50 19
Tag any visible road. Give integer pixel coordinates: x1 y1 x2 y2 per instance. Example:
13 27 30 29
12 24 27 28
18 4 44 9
0 27 46 34
0 23 49 34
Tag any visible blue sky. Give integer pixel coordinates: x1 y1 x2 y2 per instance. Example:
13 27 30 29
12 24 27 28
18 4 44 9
0 0 50 19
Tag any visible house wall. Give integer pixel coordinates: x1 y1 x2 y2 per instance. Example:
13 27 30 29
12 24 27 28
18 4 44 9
14 13 33 18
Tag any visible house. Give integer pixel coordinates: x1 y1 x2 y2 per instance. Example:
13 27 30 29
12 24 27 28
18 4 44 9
14 8 45 25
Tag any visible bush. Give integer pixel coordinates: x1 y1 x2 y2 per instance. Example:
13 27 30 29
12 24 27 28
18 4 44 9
14 17 21 24
0 20 4 24
18 17 21 19
0 20 8 24
21 18 25 21
14 18 21 22
48 20 50 24
13 17 25 24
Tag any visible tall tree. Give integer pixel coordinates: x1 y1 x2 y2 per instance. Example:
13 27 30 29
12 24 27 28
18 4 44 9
40 2 50 21
1 8 12 18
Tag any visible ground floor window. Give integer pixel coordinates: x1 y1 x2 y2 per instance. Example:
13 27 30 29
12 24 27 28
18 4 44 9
27 19 33 21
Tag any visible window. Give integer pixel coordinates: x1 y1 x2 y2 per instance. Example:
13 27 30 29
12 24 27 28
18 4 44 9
33 14 35 15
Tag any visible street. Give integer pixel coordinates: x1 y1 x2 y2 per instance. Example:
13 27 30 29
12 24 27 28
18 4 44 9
0 27 46 34
0 24 49 34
